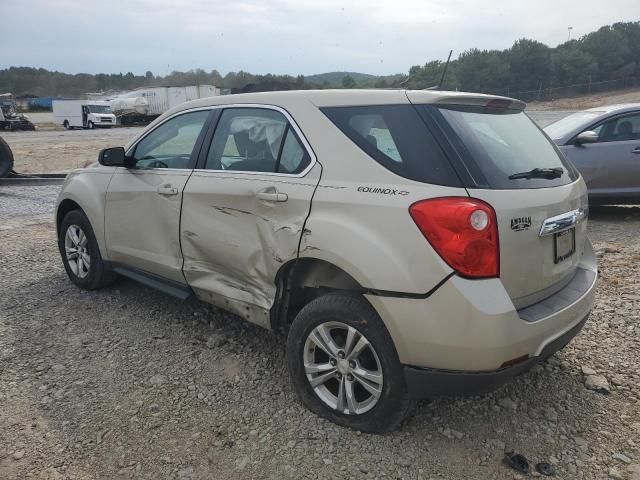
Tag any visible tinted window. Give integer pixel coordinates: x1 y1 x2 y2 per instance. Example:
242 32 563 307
133 110 209 169
205 108 310 174
544 111 602 140
429 106 578 189
321 105 461 186
594 113 640 143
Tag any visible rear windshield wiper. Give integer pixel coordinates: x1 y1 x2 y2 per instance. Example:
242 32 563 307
508 167 564 180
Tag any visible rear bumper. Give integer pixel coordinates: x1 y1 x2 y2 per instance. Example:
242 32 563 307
403 313 588 399
366 238 597 384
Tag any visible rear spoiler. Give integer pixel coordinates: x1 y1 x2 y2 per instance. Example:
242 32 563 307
406 91 526 113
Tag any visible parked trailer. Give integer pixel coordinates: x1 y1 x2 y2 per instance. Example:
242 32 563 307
53 100 116 129
104 85 224 125
109 96 149 118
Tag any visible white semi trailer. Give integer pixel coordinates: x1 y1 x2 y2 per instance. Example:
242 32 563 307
52 100 116 129
102 85 224 125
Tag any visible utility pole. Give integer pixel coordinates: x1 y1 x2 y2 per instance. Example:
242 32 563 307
567 26 573 41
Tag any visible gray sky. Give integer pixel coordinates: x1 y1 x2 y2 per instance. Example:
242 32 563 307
3 0 639 76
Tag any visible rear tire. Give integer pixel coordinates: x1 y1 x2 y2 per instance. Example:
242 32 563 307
58 210 117 290
286 293 412 433
0 136 14 178
63 120 69 129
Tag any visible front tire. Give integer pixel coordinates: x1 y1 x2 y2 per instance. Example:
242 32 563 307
58 210 116 290
87 121 94 130
286 293 412 433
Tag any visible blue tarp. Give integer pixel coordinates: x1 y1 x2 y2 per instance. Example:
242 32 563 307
28 97 69 109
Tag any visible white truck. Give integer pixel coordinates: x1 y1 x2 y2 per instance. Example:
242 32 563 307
52 100 116 129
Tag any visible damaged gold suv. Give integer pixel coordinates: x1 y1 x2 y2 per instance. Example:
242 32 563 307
56 90 597 432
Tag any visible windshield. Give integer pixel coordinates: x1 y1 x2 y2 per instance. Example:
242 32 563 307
88 105 112 114
429 106 578 189
544 111 603 140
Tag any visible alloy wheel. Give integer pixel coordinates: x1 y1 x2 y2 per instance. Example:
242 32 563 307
64 224 90 279
303 321 383 415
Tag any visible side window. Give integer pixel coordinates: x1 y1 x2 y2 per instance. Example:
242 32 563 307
205 108 310 174
278 127 311 174
347 113 403 163
133 110 210 169
321 105 461 186
596 113 640 143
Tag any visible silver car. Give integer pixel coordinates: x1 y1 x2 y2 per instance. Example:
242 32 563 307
544 104 640 205
56 90 597 432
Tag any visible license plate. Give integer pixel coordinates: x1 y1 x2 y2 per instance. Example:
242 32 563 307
554 228 575 264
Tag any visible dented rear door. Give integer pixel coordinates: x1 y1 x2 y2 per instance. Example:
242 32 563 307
180 106 320 315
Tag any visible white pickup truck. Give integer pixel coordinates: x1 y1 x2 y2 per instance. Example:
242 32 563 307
53 100 116 129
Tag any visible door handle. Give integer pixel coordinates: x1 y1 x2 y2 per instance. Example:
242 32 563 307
157 184 179 196
255 187 288 202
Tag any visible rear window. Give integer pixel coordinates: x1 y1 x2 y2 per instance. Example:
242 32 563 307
428 106 578 189
321 105 461 186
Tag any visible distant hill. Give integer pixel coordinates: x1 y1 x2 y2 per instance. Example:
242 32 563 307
306 71 376 86
305 71 406 87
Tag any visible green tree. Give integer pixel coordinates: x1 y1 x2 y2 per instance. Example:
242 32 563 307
456 49 509 93
342 75 357 89
374 78 388 88
508 39 551 91
582 25 632 80
551 42 596 85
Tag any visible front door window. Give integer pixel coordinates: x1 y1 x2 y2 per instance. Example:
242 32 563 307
133 110 210 169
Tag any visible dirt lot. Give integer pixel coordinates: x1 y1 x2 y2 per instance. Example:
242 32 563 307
529 88 640 111
2 128 143 174
1 185 639 480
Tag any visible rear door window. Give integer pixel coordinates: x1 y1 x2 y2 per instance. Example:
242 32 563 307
426 105 579 189
321 105 461 186
204 108 310 174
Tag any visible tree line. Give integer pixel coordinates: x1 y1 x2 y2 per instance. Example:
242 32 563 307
1 21 638 101
404 22 640 96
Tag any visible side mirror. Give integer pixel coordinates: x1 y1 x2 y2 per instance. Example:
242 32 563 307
575 131 599 145
98 147 127 167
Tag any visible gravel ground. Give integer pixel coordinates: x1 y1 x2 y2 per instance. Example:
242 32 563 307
1 187 639 480
2 128 143 174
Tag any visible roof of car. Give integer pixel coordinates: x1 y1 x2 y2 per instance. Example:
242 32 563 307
585 103 640 114
177 88 525 110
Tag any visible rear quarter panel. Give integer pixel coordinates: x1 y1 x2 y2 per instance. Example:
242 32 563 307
290 102 463 293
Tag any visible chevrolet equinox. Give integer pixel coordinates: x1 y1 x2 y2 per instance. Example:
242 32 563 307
56 90 597 432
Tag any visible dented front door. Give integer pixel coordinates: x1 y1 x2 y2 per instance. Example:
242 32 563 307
180 164 321 318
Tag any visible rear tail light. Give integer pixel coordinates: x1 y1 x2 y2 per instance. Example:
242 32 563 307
409 197 499 278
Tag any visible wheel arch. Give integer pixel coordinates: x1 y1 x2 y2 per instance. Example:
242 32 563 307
270 257 367 331
56 198 82 230
56 170 115 259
